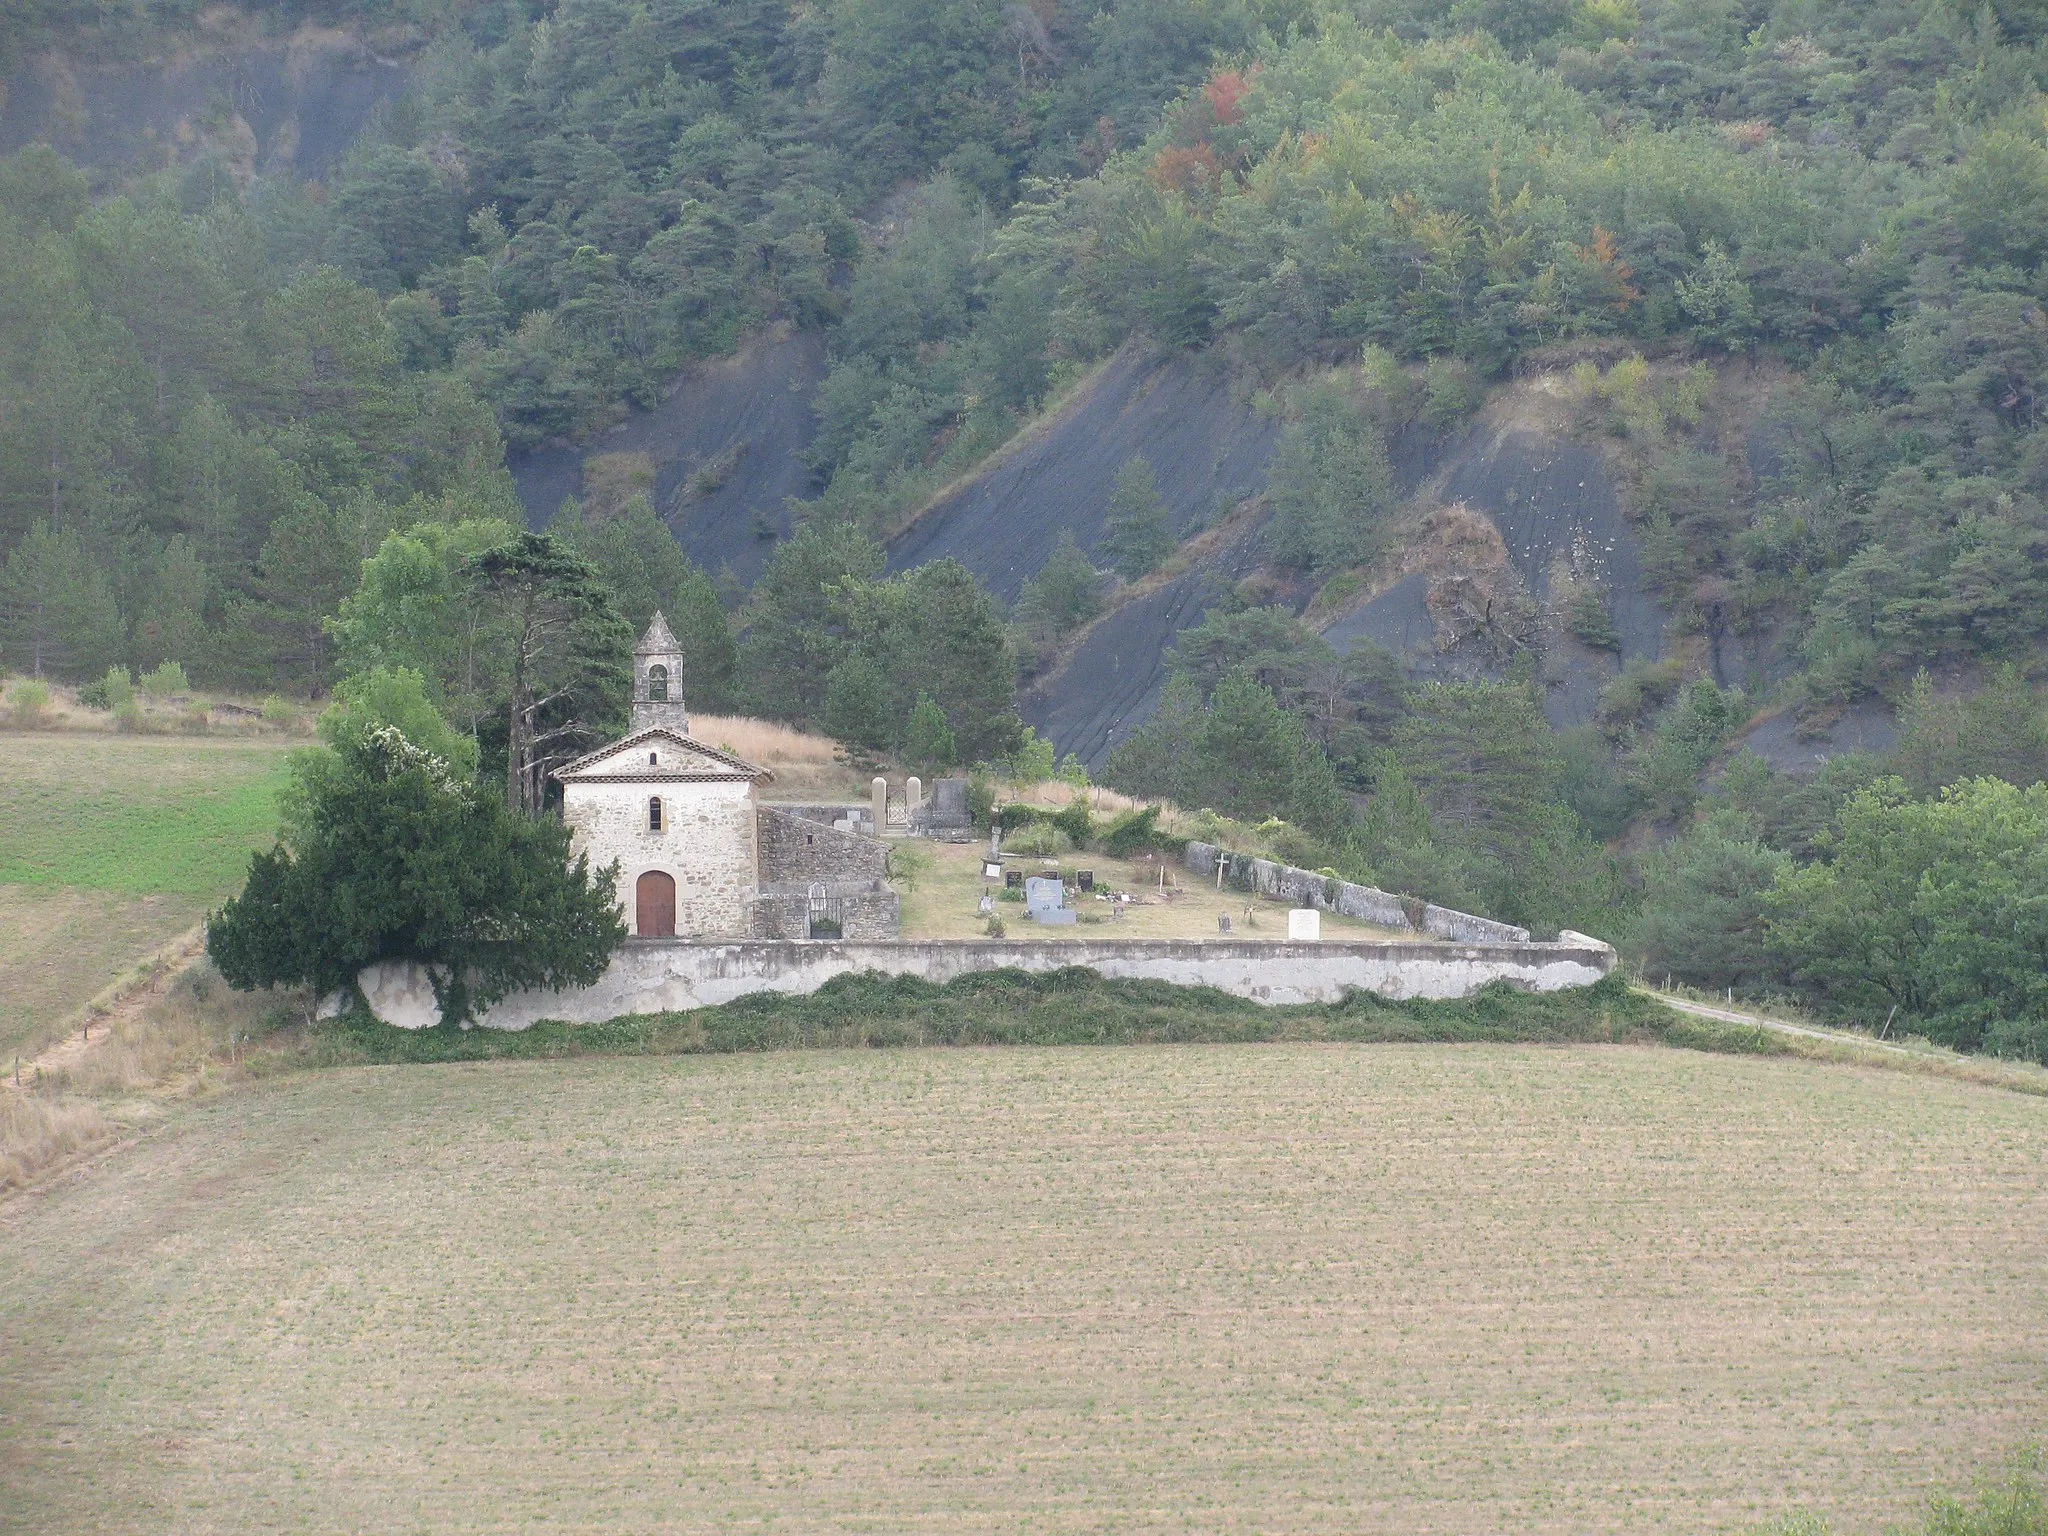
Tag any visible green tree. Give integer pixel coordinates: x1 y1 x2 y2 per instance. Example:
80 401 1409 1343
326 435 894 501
1893 666 2048 794
741 520 886 723
208 724 624 1027
1394 681 1563 857
464 533 634 816
1198 670 1351 836
132 535 211 674
1265 385 1395 574
557 495 738 711
1765 777 2048 1047
0 519 120 677
279 666 483 846
1014 530 1103 653
882 557 1021 761
1634 816 1788 993
329 517 519 738
904 691 957 774
1099 456 1174 580
821 650 894 751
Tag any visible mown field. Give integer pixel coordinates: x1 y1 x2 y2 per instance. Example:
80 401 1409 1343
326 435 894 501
0 734 291 1055
3 1044 2044 1534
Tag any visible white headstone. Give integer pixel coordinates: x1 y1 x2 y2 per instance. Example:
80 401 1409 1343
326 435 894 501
906 775 922 812
1287 908 1321 941
872 776 888 836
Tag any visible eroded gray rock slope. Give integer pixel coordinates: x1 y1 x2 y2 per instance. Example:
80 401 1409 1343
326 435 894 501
1 39 407 178
886 346 1278 765
887 346 1279 602
511 330 828 588
1324 427 1665 729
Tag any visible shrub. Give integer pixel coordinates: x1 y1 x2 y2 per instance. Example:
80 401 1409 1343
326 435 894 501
885 839 936 891
140 661 189 698
5 677 52 727
966 773 997 828
1051 795 1094 848
261 694 297 726
994 802 1045 833
1102 804 1167 856
1005 822 1067 856
78 667 132 710
179 701 211 733
111 698 146 733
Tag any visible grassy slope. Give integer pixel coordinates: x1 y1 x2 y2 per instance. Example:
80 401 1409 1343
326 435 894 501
0 734 290 1053
4 1043 2044 1533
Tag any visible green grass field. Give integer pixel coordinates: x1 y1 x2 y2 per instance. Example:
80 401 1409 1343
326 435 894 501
0 734 290 1053
4 1044 2044 1533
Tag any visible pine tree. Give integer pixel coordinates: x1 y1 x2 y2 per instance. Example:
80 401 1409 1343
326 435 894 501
133 535 212 673
558 495 738 711
1015 530 1102 643
904 692 957 775
0 520 121 678
1099 457 1174 580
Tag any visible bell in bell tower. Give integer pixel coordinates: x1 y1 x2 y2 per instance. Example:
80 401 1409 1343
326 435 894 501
631 612 691 734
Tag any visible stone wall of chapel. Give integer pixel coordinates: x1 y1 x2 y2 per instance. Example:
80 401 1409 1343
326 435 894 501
563 778 758 938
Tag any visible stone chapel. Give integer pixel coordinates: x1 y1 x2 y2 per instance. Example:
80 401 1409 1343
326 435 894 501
552 614 898 941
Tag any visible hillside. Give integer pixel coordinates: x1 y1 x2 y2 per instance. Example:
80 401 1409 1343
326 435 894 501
8 0 2048 1049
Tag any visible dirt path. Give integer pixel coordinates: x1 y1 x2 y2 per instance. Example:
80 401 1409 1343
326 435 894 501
1 926 204 1093
1648 990 2048 1094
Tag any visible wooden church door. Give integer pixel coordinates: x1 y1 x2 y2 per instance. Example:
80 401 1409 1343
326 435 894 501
635 871 676 937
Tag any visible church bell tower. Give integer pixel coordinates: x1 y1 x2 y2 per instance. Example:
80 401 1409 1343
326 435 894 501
631 612 691 734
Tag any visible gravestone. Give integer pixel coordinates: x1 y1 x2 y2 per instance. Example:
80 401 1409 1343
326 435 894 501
1005 868 1024 889
1075 869 1095 891
871 776 887 838
927 777 972 831
1024 876 1076 925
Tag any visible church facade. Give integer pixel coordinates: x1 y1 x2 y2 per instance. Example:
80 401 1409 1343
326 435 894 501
553 614 897 941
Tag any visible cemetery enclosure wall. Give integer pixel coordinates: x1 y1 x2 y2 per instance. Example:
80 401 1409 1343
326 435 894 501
355 935 1619 1030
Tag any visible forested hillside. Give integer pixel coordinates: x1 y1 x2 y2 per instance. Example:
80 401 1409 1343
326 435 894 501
7 0 2048 1057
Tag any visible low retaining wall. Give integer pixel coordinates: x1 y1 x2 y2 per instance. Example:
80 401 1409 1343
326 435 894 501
355 933 1617 1031
1179 843 1531 943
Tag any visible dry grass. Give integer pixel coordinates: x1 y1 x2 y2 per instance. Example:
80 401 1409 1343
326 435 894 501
690 711 875 799
690 711 844 764
0 672 313 737
896 837 1406 940
0 887 212 1056
3 1046 2045 1532
0 1092 115 1192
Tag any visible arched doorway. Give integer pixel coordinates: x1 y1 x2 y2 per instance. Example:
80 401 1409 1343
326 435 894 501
635 870 676 938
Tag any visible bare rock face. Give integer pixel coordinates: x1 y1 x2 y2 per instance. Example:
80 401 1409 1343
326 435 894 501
1 27 411 180
355 960 443 1031
509 329 829 588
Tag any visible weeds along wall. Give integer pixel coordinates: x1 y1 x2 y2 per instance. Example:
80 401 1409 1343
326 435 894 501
352 934 1617 1030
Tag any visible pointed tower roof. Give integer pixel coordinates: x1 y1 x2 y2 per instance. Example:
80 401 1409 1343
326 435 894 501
637 611 681 657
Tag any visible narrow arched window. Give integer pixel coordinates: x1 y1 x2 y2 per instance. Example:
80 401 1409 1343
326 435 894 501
647 663 668 702
648 796 664 832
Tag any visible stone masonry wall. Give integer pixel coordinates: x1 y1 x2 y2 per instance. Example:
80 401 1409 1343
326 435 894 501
750 885 901 941
563 777 758 938
355 933 1617 1028
1181 841 1530 943
758 805 886 885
